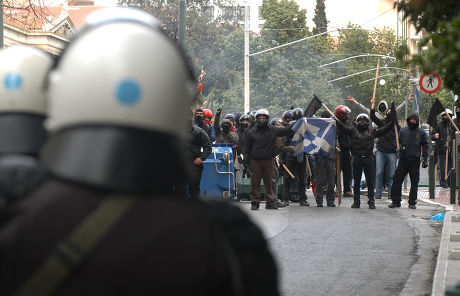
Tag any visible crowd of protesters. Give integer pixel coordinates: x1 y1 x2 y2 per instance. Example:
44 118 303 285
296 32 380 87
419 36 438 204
188 92 456 210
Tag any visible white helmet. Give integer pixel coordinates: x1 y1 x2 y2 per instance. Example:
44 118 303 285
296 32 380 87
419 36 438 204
255 108 270 119
356 113 370 122
47 7 195 141
42 8 195 192
441 109 453 116
0 45 51 115
0 45 52 154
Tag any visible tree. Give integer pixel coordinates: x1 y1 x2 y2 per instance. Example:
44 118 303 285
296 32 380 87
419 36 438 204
312 0 327 35
259 0 308 45
396 0 460 99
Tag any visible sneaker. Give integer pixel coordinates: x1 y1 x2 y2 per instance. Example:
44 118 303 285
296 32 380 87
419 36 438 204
369 204 376 209
388 203 401 208
317 203 323 207
283 201 290 207
251 203 259 210
276 200 286 208
408 204 416 209
299 200 310 206
351 203 360 208
343 191 353 197
375 195 381 199
265 204 278 210
327 203 336 207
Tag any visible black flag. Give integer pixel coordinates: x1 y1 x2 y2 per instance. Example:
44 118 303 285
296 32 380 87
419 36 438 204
304 94 323 117
390 101 398 124
427 98 445 129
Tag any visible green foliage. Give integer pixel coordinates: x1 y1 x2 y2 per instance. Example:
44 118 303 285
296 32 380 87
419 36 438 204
312 0 327 35
396 0 460 100
259 0 308 45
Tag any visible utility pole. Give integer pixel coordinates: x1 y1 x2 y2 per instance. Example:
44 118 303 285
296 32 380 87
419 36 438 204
244 4 250 113
178 0 186 50
0 0 3 48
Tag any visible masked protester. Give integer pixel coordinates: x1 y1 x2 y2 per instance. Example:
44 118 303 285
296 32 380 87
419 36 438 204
243 109 292 210
347 96 411 119
432 109 455 188
194 108 212 141
215 109 238 145
335 105 353 197
389 114 429 209
0 46 52 226
0 8 280 296
202 108 216 142
335 112 394 209
313 111 338 207
370 104 400 199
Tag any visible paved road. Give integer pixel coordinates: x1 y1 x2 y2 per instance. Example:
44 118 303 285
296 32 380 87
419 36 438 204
239 195 443 296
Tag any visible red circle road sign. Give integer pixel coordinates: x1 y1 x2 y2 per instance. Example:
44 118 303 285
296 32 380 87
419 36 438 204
419 72 441 94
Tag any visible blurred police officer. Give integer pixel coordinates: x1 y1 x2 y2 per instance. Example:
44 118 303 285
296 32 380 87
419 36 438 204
0 8 279 296
0 46 52 225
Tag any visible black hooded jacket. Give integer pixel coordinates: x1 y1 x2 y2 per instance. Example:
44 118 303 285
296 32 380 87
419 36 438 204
370 109 399 153
336 117 352 151
336 119 393 157
243 124 291 161
186 124 212 161
432 118 454 154
399 114 429 160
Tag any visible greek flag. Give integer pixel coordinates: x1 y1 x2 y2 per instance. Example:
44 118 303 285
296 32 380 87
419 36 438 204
291 118 336 162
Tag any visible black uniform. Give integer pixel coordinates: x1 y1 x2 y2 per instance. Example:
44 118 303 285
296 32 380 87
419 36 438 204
179 124 212 198
390 114 429 207
432 118 454 187
336 116 353 194
336 119 393 207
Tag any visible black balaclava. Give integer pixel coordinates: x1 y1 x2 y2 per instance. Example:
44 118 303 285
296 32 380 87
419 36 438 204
222 123 231 134
256 117 268 128
357 121 368 131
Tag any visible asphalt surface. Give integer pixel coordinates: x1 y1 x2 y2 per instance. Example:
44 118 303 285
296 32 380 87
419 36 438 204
239 195 443 296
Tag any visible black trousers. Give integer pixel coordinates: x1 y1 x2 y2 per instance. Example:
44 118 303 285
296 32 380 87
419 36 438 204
352 155 375 205
314 156 335 204
282 157 307 202
175 163 203 198
340 150 352 193
390 158 420 206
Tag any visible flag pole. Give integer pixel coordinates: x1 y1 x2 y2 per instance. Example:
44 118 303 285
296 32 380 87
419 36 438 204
336 153 342 205
445 112 460 133
322 103 334 116
305 156 315 195
371 58 381 110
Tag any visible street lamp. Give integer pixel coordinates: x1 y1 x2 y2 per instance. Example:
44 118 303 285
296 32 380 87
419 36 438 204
243 26 383 113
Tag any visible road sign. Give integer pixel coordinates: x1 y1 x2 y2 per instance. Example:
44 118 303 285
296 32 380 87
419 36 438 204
419 72 441 94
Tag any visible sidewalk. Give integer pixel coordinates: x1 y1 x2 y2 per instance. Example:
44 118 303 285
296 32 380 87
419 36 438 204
406 188 460 295
403 187 460 212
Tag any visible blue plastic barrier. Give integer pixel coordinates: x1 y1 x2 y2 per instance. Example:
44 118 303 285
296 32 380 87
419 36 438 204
200 144 236 199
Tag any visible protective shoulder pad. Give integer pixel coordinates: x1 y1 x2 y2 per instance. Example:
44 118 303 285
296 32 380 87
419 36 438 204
0 155 46 205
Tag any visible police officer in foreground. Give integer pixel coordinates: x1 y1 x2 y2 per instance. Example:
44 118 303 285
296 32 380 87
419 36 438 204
0 8 279 296
0 46 52 225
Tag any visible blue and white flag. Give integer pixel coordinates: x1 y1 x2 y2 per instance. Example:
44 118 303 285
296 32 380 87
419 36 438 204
291 117 336 162
413 84 420 115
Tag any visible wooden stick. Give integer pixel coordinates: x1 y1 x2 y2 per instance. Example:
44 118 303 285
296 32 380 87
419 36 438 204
305 156 316 195
434 163 437 187
282 164 295 179
235 150 240 170
394 124 400 151
371 58 381 110
337 153 342 206
445 144 449 181
445 112 460 133
322 103 334 116
275 156 280 167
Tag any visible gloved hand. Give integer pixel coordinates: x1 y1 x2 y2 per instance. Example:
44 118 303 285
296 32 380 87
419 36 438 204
399 146 406 153
216 108 222 115
422 159 428 168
